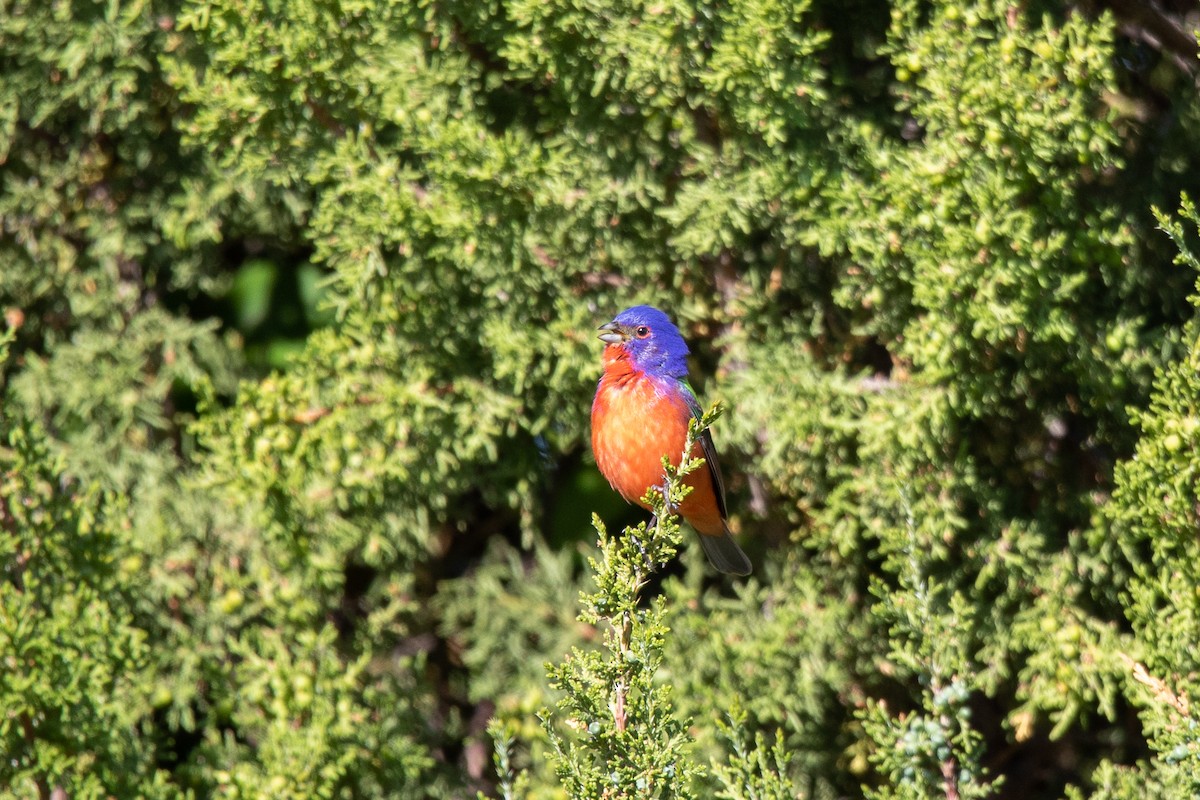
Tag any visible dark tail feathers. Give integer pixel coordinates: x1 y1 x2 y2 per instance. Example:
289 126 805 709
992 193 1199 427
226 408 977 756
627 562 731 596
698 530 752 576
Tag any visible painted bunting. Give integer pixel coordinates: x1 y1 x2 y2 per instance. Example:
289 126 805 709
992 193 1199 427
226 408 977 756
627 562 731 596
590 305 752 575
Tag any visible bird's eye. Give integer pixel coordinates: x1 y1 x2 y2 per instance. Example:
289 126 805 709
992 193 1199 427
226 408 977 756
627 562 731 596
635 326 651 339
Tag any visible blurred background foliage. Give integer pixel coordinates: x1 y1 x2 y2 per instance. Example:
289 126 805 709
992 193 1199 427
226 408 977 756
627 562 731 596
2 0 1200 797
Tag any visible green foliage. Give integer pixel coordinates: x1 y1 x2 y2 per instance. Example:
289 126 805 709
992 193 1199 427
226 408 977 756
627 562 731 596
661 554 858 797
859 512 996 800
0 411 175 799
542 409 725 799
1098 196 1200 797
710 716 802 800
4 0 1200 797
833 0 1146 433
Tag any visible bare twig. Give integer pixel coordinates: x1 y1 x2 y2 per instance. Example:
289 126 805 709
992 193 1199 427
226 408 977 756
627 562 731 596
1104 0 1199 78
1120 651 1191 716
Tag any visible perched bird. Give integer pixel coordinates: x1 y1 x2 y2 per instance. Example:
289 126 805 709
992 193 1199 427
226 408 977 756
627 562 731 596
590 305 752 575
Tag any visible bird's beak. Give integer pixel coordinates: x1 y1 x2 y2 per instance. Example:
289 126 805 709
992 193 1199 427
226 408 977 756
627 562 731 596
597 320 626 345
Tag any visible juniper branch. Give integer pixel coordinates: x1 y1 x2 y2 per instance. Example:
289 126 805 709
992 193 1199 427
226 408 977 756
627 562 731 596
539 403 725 799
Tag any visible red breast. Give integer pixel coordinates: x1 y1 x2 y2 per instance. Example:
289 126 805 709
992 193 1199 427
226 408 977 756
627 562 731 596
591 350 725 535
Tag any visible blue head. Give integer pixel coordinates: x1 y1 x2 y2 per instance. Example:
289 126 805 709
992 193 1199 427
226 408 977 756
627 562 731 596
598 305 690 379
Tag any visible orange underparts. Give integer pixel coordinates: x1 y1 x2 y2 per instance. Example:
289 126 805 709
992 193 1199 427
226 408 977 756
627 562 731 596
591 348 725 536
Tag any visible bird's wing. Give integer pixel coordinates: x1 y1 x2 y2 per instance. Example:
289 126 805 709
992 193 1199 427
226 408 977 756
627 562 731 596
677 378 728 521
